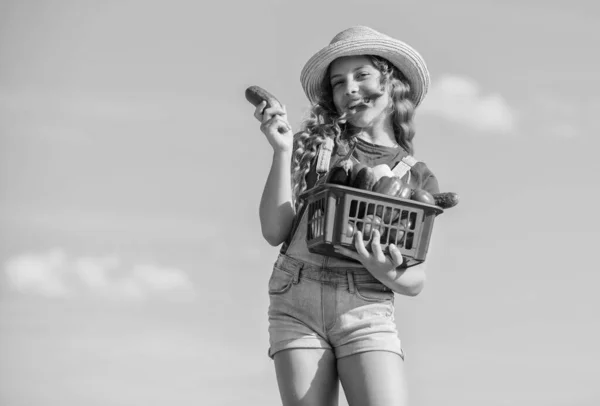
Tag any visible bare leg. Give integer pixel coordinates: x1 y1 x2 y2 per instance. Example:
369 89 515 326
338 351 408 406
273 348 339 406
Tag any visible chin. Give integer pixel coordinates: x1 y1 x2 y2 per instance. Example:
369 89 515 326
348 115 374 128
348 106 391 128
345 111 365 125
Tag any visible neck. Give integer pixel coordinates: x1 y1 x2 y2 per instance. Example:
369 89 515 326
356 116 398 148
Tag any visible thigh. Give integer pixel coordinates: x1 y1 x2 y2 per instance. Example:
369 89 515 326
338 351 408 406
273 348 339 406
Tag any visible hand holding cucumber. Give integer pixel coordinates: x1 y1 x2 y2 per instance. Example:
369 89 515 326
246 86 294 152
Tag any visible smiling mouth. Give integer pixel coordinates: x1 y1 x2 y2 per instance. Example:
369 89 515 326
347 97 371 111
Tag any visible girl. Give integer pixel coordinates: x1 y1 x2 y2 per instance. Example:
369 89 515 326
253 26 439 406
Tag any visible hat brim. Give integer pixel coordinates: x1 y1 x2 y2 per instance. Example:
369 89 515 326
300 37 430 107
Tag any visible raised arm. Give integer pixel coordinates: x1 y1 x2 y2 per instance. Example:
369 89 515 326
254 101 296 246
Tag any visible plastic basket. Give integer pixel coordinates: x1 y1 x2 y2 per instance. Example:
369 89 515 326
299 183 444 267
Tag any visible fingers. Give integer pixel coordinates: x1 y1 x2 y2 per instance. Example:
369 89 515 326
371 230 403 267
260 114 292 134
369 229 386 262
336 232 404 269
255 102 286 122
354 231 370 259
254 102 289 136
263 105 286 121
388 244 404 267
253 101 267 121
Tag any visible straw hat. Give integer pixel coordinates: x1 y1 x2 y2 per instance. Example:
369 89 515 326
300 26 430 107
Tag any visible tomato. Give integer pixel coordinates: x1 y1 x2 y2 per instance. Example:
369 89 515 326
398 211 415 230
361 214 383 239
388 228 406 245
345 222 355 238
411 189 435 205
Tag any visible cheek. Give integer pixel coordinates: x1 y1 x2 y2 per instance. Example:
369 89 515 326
374 94 392 109
362 78 383 93
332 92 344 113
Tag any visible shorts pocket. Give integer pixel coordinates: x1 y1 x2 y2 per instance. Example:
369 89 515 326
268 267 295 295
354 282 394 303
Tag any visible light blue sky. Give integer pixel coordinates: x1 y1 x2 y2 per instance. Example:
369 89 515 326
1 1 599 405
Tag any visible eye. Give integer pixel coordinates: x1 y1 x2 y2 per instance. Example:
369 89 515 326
357 72 370 79
331 80 343 88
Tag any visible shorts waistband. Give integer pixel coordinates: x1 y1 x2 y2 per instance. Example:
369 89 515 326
274 253 380 285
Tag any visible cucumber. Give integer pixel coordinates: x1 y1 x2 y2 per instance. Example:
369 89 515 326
245 85 282 109
432 192 460 209
326 166 350 186
352 167 377 191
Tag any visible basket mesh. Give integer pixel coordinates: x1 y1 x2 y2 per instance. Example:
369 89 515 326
300 184 442 267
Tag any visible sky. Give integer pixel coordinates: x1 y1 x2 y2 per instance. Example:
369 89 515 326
1 0 599 405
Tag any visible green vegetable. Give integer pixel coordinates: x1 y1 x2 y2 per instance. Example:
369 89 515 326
352 167 377 191
326 166 351 186
433 192 460 209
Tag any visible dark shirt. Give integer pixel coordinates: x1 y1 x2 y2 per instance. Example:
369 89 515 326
306 137 440 194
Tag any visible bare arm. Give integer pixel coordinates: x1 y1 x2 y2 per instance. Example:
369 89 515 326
259 150 295 246
253 101 296 246
370 262 426 296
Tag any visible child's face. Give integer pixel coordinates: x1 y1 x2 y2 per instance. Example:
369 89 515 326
329 55 391 128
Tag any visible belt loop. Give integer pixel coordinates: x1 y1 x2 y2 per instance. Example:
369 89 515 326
292 262 303 284
347 272 355 293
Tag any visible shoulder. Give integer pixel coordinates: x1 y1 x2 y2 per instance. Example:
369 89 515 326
411 160 440 195
412 160 435 177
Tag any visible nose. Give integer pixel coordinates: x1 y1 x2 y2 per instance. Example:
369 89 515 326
343 78 359 96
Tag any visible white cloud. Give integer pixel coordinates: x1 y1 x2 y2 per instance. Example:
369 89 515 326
132 264 191 291
419 75 516 134
73 255 119 290
5 249 70 297
3 249 196 302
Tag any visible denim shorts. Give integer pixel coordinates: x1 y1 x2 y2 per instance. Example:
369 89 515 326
267 253 404 360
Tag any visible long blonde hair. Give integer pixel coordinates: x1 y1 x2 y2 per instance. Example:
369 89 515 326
291 55 416 209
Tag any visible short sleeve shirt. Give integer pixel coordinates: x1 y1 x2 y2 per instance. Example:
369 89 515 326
306 137 440 194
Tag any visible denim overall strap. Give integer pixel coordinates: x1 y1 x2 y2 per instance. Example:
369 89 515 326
280 138 336 255
314 139 357 186
391 155 419 184
347 272 356 293
315 137 335 178
281 141 355 257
